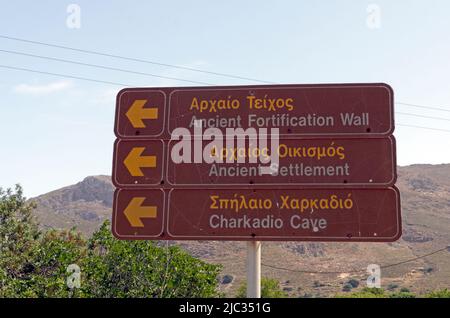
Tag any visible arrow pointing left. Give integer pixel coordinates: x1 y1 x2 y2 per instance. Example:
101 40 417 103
124 197 157 227
124 147 157 177
126 100 158 128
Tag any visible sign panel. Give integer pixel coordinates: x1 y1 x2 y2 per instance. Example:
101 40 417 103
167 188 401 241
113 137 396 187
168 84 393 137
166 137 396 187
112 188 401 241
114 83 394 139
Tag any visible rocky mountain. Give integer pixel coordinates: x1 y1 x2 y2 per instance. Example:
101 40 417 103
32 175 113 235
29 165 450 297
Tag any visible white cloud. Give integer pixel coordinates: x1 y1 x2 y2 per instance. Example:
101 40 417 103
91 88 118 105
13 80 72 95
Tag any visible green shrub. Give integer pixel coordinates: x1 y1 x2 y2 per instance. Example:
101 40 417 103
389 292 416 298
342 284 353 292
387 283 399 291
236 277 287 298
80 221 222 298
347 279 360 288
400 287 410 293
425 289 450 298
336 287 386 298
0 185 223 298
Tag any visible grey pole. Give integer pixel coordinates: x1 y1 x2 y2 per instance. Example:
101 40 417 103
246 241 261 298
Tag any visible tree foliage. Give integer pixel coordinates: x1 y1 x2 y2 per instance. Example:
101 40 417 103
236 277 287 298
425 289 450 298
1 185 42 297
336 287 450 298
80 221 222 298
0 185 221 298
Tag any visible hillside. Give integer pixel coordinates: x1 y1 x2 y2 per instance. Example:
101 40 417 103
30 165 450 297
32 175 113 235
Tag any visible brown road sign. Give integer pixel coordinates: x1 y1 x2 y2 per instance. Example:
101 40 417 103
111 83 400 242
167 187 401 242
112 188 165 239
114 83 394 138
112 139 165 187
113 137 396 188
166 137 397 187
167 84 394 137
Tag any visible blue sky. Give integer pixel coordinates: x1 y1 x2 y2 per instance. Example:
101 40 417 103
1 1 450 198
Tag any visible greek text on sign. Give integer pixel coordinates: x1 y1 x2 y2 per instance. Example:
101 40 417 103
111 188 401 242
115 83 394 138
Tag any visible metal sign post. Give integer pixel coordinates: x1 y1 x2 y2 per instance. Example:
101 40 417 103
247 241 261 298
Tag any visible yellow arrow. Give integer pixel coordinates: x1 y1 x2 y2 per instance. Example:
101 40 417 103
124 197 157 227
124 147 157 177
126 100 158 128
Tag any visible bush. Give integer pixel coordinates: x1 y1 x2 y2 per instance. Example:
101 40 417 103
313 280 324 288
389 291 416 298
400 287 410 293
387 283 399 291
336 287 386 298
425 289 450 298
221 275 234 284
347 279 360 288
236 277 287 298
342 284 353 292
336 287 420 298
22 229 86 297
0 185 223 298
1 185 43 297
80 221 222 298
